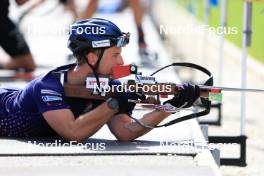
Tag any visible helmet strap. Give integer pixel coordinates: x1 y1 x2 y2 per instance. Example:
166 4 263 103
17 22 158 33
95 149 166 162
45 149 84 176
85 48 105 92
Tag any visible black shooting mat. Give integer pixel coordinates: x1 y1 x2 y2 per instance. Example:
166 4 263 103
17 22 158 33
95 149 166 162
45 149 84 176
0 113 206 156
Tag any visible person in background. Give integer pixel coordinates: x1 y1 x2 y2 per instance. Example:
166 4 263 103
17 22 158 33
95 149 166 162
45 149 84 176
0 0 36 71
80 0 153 58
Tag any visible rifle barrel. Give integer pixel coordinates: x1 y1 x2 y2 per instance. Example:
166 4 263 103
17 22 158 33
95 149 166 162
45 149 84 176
200 85 264 93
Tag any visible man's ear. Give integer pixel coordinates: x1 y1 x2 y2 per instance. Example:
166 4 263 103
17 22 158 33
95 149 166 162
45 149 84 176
86 52 97 66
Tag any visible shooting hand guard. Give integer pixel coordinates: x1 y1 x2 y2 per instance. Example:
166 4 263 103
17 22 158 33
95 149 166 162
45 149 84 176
164 83 200 108
109 80 146 114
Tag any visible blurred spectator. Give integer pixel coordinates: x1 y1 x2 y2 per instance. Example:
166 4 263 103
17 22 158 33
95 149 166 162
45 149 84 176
79 0 149 54
0 0 36 71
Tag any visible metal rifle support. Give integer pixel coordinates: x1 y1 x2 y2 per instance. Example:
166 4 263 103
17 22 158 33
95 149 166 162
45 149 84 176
208 135 247 166
199 103 222 126
198 0 254 166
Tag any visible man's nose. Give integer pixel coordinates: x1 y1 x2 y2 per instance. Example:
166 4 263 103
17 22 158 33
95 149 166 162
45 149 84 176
117 56 124 65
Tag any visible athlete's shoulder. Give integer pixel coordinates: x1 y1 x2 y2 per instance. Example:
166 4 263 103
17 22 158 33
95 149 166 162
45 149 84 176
42 63 76 81
33 64 76 96
29 64 76 113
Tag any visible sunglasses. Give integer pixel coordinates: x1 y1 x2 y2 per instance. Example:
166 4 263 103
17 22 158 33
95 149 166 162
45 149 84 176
111 32 130 47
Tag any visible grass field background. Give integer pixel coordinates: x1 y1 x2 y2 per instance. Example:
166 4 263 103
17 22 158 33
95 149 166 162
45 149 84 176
175 0 264 64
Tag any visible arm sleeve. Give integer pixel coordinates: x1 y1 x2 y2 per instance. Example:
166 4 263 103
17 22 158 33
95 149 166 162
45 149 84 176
33 75 70 113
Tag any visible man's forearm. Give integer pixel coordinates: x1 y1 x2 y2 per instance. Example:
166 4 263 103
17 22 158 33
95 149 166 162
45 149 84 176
110 110 171 141
125 110 171 137
73 102 115 141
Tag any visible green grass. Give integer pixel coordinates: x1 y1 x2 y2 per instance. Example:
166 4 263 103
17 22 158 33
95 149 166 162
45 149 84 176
175 0 264 63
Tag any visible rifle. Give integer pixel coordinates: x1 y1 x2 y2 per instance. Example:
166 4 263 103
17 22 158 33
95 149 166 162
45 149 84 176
62 63 264 128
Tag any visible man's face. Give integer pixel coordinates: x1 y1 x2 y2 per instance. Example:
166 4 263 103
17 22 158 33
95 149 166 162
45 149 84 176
97 46 124 74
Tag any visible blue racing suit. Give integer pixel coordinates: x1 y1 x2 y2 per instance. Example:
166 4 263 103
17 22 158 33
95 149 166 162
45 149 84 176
0 64 103 137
